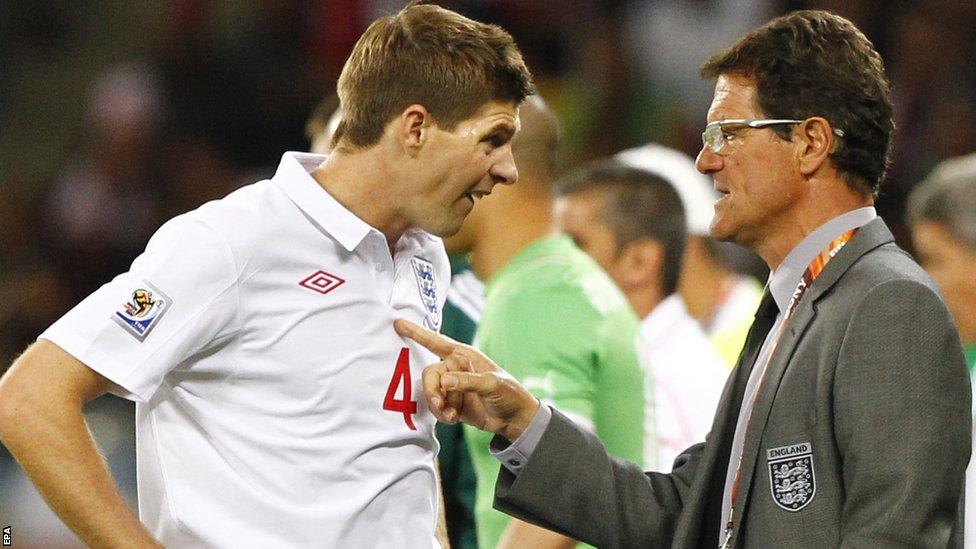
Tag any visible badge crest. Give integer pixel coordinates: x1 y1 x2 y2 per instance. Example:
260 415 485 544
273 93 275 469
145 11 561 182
411 256 440 330
766 442 816 511
111 281 172 341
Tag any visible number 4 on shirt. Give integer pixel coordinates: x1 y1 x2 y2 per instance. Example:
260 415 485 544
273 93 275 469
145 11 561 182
384 347 418 430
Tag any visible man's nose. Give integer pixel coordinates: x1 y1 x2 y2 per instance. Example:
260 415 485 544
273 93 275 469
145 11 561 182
491 145 519 186
696 145 723 175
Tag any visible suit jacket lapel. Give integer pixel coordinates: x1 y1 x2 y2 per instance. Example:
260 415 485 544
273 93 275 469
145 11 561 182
674 292 775 548
724 218 895 538
726 297 817 538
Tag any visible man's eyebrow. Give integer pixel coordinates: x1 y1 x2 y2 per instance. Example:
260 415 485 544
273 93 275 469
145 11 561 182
483 122 516 140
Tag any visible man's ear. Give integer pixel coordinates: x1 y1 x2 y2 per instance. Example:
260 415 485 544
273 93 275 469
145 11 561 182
616 238 663 289
399 104 433 157
796 116 835 176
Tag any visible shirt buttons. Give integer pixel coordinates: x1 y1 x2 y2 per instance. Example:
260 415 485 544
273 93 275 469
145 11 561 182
375 263 385 272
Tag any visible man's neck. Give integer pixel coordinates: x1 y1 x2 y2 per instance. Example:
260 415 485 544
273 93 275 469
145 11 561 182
628 286 666 320
311 150 408 251
678 237 734 324
469 185 553 282
752 187 873 270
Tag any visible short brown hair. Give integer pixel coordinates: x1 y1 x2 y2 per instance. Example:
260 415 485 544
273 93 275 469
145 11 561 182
334 1 534 149
701 10 894 196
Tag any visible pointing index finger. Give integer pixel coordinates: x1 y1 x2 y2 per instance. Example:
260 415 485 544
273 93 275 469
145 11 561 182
394 318 458 359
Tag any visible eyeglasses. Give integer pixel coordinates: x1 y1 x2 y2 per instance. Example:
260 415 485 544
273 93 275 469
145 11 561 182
701 118 845 155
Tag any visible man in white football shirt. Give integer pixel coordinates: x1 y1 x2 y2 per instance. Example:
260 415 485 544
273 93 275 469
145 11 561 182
0 3 533 548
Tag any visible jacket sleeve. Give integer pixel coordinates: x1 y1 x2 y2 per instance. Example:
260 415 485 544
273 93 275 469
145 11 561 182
834 279 971 547
493 408 702 548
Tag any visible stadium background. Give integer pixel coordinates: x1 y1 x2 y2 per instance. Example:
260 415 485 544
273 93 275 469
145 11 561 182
0 0 974 546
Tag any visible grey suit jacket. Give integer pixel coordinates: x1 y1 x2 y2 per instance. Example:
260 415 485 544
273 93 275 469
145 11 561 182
494 218 971 548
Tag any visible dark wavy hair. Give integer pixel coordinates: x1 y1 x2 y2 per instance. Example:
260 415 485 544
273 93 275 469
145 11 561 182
701 10 894 196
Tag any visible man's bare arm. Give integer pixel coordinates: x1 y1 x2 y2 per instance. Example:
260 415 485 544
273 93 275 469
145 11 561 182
498 518 577 549
0 340 161 548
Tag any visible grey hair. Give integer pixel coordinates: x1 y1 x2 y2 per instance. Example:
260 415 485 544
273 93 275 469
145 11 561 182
907 153 976 248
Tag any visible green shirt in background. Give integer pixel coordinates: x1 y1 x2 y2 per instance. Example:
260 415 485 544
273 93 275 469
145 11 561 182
464 236 649 549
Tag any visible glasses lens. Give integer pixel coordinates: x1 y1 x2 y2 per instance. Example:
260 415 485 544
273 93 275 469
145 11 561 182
704 123 724 153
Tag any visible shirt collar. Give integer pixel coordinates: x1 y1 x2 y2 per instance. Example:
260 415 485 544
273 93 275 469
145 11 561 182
768 206 877 312
273 151 374 252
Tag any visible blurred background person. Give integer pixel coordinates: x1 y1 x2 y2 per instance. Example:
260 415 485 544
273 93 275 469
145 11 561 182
907 152 976 549
447 96 649 549
552 158 729 470
907 153 976 373
617 145 765 368
305 93 343 155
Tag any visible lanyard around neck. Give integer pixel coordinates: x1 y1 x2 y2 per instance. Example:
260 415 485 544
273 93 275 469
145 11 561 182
721 227 859 549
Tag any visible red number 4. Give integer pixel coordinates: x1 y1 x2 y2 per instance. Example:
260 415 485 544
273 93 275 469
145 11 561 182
384 347 418 430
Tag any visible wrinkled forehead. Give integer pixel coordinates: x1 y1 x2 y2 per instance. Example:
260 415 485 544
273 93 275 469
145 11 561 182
706 74 761 122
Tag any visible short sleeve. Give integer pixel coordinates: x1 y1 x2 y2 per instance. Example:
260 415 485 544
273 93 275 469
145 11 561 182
39 215 240 402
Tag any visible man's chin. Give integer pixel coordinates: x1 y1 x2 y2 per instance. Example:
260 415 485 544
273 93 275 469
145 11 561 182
708 220 735 243
418 215 464 238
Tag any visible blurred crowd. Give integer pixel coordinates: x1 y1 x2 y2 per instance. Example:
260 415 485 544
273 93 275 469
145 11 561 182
2 0 975 546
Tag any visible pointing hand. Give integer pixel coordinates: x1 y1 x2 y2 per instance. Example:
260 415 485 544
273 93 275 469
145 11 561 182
394 318 539 442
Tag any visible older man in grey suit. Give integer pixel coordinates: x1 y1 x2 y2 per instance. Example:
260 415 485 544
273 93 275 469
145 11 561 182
397 10 970 548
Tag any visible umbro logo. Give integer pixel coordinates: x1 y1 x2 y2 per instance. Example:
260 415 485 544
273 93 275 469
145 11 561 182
299 270 345 295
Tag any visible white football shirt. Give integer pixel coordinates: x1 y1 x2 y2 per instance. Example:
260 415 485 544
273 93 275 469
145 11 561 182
40 152 449 548
640 294 729 470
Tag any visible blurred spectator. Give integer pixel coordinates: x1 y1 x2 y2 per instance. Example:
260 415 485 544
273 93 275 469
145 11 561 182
42 63 167 302
552 158 729 470
622 0 775 153
907 154 976 354
907 152 976 549
617 145 764 368
305 93 342 154
0 188 70 370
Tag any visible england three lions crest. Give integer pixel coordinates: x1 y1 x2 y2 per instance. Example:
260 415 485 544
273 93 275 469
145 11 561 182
766 442 816 512
411 256 441 330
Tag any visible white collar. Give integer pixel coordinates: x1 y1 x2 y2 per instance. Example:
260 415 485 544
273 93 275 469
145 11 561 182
274 152 375 252
640 294 688 344
768 206 877 312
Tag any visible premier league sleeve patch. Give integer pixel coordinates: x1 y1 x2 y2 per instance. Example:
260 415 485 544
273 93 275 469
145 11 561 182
111 281 173 341
411 256 441 331
767 442 816 511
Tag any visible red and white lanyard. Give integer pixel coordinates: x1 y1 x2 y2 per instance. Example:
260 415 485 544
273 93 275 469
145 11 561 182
720 228 859 548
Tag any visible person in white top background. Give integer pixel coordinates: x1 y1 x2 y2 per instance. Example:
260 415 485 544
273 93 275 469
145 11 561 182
0 3 533 548
552 159 728 471
617 144 764 369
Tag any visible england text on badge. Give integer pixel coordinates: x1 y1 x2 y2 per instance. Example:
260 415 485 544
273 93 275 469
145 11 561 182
766 442 816 512
111 281 173 341
411 256 440 331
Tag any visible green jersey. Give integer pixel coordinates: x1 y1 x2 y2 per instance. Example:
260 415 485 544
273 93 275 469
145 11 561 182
464 236 649 549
